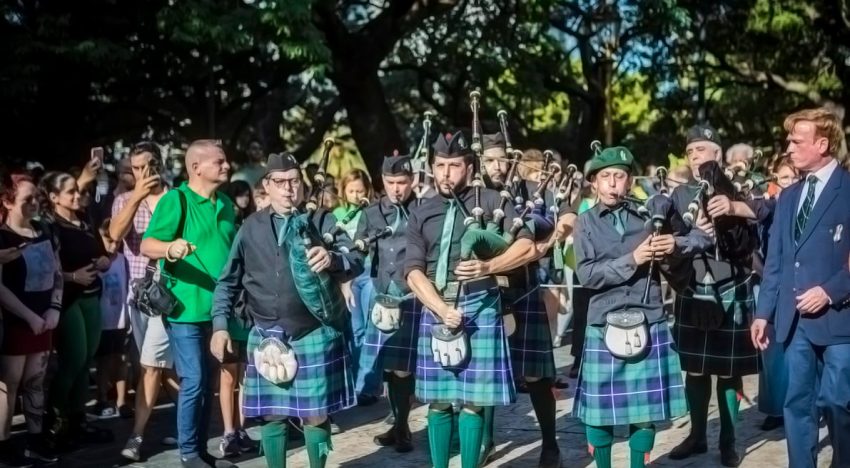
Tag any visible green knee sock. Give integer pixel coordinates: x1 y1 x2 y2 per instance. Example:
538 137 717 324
427 408 453 468
685 374 711 440
586 425 613 468
628 424 656 468
717 377 741 447
304 420 333 468
261 420 288 468
480 405 495 449
459 409 485 468
391 374 415 427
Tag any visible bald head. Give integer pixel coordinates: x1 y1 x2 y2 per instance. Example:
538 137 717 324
186 139 230 187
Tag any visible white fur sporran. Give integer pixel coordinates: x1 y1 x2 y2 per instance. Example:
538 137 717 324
254 337 298 384
603 310 649 360
430 324 469 368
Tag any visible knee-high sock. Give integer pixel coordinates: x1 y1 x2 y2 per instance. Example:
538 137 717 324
391 374 415 428
628 424 656 468
385 372 397 420
685 374 711 440
459 409 485 468
585 425 613 468
480 405 495 449
717 377 742 447
528 379 558 450
428 407 453 468
304 420 332 468
261 420 288 468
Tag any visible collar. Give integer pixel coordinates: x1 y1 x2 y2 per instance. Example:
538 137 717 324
380 194 414 211
179 182 218 205
807 158 838 184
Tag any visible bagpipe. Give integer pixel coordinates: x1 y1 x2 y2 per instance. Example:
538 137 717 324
680 160 759 261
412 111 434 205
321 197 369 245
722 151 772 199
305 138 336 217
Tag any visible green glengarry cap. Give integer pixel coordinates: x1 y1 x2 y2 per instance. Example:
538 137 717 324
586 146 636 178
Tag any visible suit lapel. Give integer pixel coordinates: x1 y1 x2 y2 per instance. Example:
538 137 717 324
796 169 844 251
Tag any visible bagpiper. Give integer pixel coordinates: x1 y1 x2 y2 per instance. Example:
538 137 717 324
356 152 419 453
573 146 710 468
404 131 538 468
210 153 363 468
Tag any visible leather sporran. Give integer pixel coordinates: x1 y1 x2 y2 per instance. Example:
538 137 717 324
604 310 649 360
371 294 403 333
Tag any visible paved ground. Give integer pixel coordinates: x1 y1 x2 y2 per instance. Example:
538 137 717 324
23 342 832 467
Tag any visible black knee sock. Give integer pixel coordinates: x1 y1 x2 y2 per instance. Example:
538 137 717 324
685 374 711 440
391 373 414 427
528 378 558 450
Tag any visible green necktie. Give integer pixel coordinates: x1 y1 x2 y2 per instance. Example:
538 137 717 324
612 207 626 235
391 204 404 233
435 200 457 291
275 215 291 247
794 175 818 242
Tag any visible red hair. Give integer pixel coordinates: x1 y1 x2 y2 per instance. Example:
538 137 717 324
0 172 34 222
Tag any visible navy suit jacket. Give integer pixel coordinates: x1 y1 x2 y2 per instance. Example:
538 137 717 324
756 165 850 345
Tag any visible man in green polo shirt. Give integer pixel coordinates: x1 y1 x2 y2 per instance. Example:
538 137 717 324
141 139 237 468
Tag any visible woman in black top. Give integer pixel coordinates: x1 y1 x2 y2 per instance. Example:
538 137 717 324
39 171 112 448
0 173 63 466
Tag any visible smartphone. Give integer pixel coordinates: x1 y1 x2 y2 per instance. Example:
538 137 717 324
147 158 161 177
91 146 104 163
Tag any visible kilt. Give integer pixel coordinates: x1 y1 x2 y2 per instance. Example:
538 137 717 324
415 286 516 406
574 322 687 427
361 295 421 374
673 275 760 377
242 324 356 419
504 287 556 379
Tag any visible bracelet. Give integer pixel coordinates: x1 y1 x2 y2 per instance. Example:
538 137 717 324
165 242 178 263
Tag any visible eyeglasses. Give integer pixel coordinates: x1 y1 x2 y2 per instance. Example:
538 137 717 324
267 177 301 189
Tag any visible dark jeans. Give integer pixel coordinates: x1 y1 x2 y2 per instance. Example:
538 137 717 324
166 321 213 458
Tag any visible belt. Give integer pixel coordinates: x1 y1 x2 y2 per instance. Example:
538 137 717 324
440 276 498 300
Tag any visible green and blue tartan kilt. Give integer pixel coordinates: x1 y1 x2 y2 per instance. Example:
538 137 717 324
503 287 556 379
673 276 760 377
574 322 687 427
242 325 356 419
361 296 421 374
415 286 516 407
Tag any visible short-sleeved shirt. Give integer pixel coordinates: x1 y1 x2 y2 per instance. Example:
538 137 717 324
404 186 532 283
112 191 158 283
143 183 236 323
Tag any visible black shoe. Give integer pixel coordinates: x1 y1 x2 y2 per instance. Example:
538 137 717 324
200 452 237 468
538 446 562 468
181 455 213 468
236 429 257 453
357 394 379 407
373 427 396 447
478 441 495 467
394 425 413 453
668 435 707 460
720 444 741 467
25 433 58 463
760 415 784 431
219 432 240 458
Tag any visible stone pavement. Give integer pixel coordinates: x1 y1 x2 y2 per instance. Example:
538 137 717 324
43 343 831 467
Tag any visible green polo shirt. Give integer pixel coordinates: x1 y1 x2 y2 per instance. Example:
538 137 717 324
143 182 236 323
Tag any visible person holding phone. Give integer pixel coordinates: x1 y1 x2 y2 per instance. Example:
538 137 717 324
110 142 180 462
0 172 63 466
39 171 113 450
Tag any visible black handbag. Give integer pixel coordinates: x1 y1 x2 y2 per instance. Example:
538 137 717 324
129 191 187 318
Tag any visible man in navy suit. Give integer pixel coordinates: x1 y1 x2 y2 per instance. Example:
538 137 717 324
752 107 850 468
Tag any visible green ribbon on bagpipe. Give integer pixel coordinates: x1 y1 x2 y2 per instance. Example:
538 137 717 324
279 213 346 330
